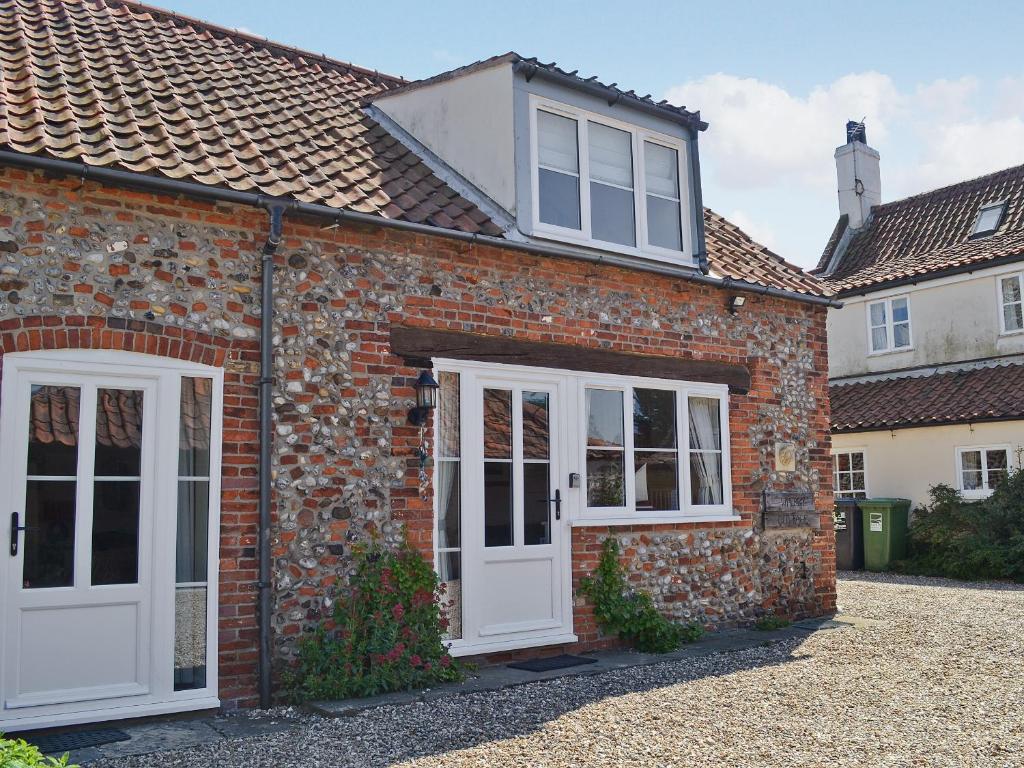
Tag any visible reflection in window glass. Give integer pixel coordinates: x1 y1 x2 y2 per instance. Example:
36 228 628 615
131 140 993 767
587 450 625 507
586 389 625 507
483 389 512 459
645 142 682 251
175 377 212 691
484 462 513 547
1001 275 1023 332
537 110 581 230
688 396 723 505
589 122 635 246
586 389 624 447
959 447 1010 494
436 372 462 640
522 391 550 460
523 463 551 545
833 451 867 499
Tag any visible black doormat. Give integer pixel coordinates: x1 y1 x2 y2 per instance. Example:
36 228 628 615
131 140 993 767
27 728 131 754
508 654 599 673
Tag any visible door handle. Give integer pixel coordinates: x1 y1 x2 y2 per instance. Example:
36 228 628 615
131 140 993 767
10 511 28 557
545 489 562 520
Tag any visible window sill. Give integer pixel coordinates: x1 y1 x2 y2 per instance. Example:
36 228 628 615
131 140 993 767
998 328 1024 337
529 225 696 270
572 514 742 527
866 347 914 358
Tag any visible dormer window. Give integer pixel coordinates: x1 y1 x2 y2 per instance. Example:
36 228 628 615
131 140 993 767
530 98 691 263
971 201 1006 238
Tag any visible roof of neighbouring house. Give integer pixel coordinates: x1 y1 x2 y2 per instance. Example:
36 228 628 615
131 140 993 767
0 0 829 298
829 362 1024 433
816 163 1024 294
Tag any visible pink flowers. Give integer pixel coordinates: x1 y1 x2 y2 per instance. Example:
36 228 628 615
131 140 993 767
410 654 422 667
440 654 452 668
391 603 405 621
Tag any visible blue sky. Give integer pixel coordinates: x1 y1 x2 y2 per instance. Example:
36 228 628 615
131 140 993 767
157 0 1024 269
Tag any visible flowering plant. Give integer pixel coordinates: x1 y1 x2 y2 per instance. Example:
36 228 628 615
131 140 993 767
287 535 462 701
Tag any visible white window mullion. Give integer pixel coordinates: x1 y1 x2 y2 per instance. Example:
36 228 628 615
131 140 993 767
677 388 690 511
623 385 637 512
579 118 593 241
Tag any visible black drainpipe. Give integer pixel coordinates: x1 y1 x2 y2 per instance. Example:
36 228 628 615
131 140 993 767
258 204 285 709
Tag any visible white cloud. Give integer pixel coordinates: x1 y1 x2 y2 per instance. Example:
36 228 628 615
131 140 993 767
667 72 1024 268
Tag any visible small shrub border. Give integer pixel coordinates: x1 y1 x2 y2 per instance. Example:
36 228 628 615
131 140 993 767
285 535 463 701
0 734 77 767
579 538 703 653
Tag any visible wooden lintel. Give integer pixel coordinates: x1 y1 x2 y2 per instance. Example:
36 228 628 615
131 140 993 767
390 326 751 394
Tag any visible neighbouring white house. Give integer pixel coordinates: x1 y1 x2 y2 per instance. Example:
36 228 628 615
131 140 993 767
816 122 1024 509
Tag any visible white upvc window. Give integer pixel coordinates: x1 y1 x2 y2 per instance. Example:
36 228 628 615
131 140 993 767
833 450 868 499
530 97 693 265
579 378 731 522
998 273 1024 334
956 445 1011 498
867 296 912 353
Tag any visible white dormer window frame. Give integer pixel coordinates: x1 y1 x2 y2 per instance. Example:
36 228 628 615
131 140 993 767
528 96 694 267
997 271 1024 335
866 295 912 355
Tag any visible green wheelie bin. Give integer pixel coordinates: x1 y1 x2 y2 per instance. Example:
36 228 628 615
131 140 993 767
859 498 911 571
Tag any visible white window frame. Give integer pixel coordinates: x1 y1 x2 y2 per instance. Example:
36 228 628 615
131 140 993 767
832 449 868 498
528 95 695 267
971 200 1006 238
0 350 223 731
575 375 733 525
866 295 912 355
997 272 1024 335
955 444 1012 499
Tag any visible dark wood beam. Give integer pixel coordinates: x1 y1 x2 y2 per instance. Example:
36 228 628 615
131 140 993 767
390 326 751 394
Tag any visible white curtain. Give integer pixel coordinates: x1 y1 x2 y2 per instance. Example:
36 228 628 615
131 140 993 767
689 397 723 505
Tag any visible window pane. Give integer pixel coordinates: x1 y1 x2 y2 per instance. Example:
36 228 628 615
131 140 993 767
644 142 679 198
871 326 888 351
986 450 1008 472
591 182 636 246
1001 276 1021 304
176 480 210 583
975 205 1002 233
523 463 551 546
438 372 460 458
893 322 911 348
852 471 866 492
438 550 462 641
174 585 207 691
838 472 852 491
891 298 909 323
646 195 682 251
962 470 983 491
869 302 886 327
851 452 865 471
92 480 140 585
989 468 1009 490
690 452 723 505
961 450 982 472
28 385 80 476
635 451 679 511
688 396 721 451
537 110 579 172
179 378 213 476
23 480 76 589
95 388 143 476
1004 303 1024 332
586 389 624 447
586 449 625 507
437 462 460 550
484 462 513 547
634 388 677 449
522 391 549 460
539 168 581 230
588 122 633 187
483 389 512 459
836 453 850 472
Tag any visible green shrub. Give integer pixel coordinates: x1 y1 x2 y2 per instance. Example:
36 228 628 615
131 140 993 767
0 735 76 767
285 536 463 701
754 614 791 631
896 469 1024 582
579 538 703 653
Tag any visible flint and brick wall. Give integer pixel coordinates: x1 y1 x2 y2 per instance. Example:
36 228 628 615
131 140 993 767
0 167 835 706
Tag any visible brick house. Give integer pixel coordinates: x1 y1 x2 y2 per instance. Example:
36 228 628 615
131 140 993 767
0 0 837 731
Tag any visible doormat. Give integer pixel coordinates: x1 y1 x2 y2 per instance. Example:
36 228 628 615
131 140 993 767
27 728 131 754
508 654 599 673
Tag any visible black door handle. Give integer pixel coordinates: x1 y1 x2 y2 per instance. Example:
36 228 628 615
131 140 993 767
10 511 28 557
545 489 562 520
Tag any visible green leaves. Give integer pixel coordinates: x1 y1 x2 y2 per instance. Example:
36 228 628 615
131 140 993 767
579 538 702 653
0 735 76 768
285 534 463 702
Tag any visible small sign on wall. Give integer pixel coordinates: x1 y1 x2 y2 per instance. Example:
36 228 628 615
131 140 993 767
762 489 819 530
774 441 797 473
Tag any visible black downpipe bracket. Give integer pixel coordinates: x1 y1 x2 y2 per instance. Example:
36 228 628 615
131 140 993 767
258 204 284 709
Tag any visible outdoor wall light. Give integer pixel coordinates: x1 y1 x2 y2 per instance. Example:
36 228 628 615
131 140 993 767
728 295 747 314
408 369 439 426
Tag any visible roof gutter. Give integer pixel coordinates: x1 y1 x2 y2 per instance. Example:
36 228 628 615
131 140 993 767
836 251 1024 298
0 150 840 308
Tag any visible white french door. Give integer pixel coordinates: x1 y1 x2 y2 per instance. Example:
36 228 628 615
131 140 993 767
451 365 574 653
0 351 222 731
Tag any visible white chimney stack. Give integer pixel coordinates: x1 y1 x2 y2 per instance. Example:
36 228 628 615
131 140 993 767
835 120 880 229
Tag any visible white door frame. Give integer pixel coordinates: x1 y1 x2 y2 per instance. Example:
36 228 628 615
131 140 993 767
437 359 577 656
0 350 223 732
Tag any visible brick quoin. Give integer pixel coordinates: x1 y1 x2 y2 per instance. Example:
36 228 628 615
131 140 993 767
0 314 263 708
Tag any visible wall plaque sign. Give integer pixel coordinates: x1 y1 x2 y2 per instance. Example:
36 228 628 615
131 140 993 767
762 490 819 530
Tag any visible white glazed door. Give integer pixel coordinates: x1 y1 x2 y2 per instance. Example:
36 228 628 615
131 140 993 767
3 371 156 711
460 370 573 648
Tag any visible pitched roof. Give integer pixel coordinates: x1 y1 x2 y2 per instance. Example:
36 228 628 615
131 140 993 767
829 362 1024 433
816 164 1024 293
0 0 827 298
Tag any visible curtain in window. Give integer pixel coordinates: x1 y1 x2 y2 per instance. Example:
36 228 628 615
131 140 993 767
688 397 722 505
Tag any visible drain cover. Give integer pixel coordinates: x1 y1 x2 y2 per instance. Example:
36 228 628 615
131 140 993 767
27 728 131 754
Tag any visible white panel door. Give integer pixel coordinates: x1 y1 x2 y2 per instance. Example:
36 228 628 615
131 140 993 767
3 371 156 710
461 370 573 649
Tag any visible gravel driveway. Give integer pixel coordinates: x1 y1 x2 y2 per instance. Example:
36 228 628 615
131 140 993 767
95 573 1024 767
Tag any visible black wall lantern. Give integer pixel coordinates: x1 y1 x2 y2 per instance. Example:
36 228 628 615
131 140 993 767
408 369 439 426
